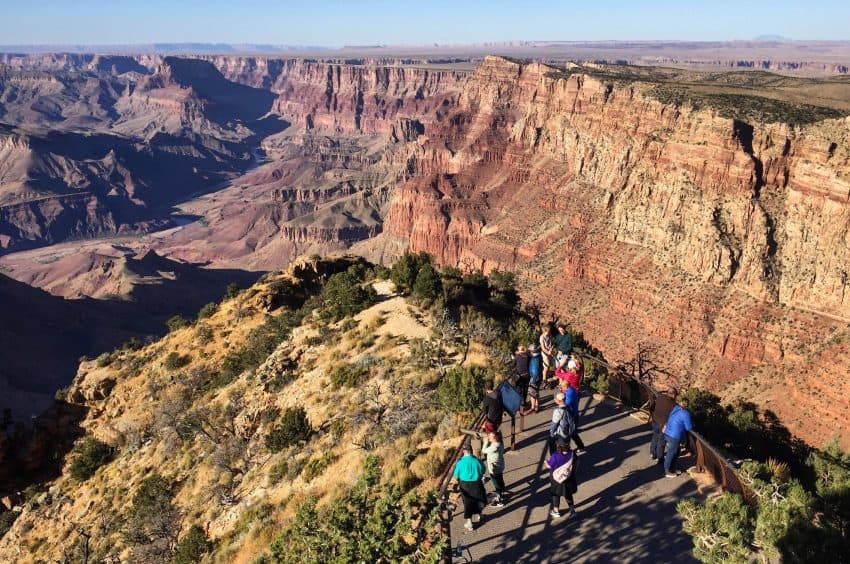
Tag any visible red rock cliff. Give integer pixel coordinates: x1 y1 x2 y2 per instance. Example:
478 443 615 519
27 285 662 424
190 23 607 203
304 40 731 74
384 56 850 447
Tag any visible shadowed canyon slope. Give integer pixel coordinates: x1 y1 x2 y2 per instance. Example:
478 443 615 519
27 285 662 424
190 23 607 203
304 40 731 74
1 53 849 448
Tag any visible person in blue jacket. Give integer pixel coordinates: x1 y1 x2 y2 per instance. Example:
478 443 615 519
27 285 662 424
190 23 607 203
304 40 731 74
524 344 543 414
564 383 586 451
662 397 694 478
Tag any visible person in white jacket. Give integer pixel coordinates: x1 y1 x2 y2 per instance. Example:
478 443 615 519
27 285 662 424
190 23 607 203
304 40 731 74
481 431 506 507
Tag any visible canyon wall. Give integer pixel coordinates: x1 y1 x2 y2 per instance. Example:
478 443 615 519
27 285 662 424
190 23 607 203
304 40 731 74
382 56 850 447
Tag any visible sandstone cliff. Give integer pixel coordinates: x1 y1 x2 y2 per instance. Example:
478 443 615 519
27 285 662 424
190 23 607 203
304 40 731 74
382 56 850 447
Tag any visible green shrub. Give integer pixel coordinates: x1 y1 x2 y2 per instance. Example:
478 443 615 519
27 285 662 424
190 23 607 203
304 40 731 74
96 352 115 368
69 437 113 481
195 323 214 345
506 316 536 351
54 386 69 402
390 251 433 292
412 262 442 302
437 365 486 413
311 271 376 322
266 407 311 452
166 315 188 333
268 459 289 485
164 352 191 370
488 270 518 310
328 363 368 390
269 455 444 563
225 283 241 300
173 524 211 564
301 452 337 482
122 337 143 351
197 302 218 319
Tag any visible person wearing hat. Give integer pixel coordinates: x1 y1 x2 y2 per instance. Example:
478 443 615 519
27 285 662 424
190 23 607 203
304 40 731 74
451 444 488 530
524 343 543 414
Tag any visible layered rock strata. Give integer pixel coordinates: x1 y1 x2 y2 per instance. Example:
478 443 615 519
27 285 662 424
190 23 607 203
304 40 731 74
382 56 850 447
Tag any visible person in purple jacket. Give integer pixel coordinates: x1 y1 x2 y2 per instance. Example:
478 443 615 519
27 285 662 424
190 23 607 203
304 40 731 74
662 397 694 478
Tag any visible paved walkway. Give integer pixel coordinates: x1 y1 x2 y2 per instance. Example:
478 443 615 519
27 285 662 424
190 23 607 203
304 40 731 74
448 389 698 563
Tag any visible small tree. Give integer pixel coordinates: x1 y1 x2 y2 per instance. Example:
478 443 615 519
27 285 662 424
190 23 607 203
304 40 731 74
678 493 754 562
173 524 211 564
197 302 218 319
412 262 442 302
166 315 188 333
390 251 432 292
266 407 311 452
164 352 191 370
69 437 114 481
225 283 241 300
124 474 179 556
437 365 486 414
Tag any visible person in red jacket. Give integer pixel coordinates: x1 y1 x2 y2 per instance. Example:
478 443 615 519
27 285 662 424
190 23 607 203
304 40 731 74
555 365 580 393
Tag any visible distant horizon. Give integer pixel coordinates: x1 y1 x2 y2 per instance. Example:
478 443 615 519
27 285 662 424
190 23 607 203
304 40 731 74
4 38 850 56
2 1 849 46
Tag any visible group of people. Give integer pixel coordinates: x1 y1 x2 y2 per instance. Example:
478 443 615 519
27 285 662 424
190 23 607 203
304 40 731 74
449 323 698 533
450 324 586 531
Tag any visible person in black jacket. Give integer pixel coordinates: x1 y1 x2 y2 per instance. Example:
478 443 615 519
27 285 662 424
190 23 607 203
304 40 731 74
481 379 504 433
513 344 531 407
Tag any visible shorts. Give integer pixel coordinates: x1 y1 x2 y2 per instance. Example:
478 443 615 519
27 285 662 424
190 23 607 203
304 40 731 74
483 419 501 433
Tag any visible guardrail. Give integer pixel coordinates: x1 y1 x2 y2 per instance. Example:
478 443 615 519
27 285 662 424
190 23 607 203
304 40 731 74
436 410 486 563
580 352 754 502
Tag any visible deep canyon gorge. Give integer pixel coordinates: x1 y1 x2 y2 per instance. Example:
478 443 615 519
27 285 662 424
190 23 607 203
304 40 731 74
1 51 849 451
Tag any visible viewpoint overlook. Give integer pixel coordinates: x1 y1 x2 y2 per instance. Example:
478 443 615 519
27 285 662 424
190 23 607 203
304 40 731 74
0 37 849 563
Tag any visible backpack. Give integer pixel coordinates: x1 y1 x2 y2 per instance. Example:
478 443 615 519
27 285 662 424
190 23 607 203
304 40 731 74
555 406 575 440
552 451 576 483
529 354 542 385
498 381 522 416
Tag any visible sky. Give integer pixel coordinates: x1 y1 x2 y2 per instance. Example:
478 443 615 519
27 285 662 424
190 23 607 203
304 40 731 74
1 0 848 46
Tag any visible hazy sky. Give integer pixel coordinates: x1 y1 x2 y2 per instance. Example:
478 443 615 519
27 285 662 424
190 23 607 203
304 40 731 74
2 0 848 45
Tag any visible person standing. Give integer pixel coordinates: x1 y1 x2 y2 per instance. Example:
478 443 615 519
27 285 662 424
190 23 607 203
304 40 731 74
564 383 586 452
554 324 573 369
651 388 677 462
525 344 542 414
548 392 575 455
662 396 694 478
539 325 555 379
481 431 506 507
451 444 488 530
481 379 504 434
513 344 530 408
544 440 578 519
567 353 584 389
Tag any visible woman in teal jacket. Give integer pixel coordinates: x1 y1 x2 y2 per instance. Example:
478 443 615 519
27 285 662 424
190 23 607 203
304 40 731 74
451 444 487 530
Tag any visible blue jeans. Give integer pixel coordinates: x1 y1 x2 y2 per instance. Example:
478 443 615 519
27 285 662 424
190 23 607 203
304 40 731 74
663 434 681 472
650 421 665 459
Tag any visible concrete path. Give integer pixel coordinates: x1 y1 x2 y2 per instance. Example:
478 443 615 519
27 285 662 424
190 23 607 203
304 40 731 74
448 389 698 563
